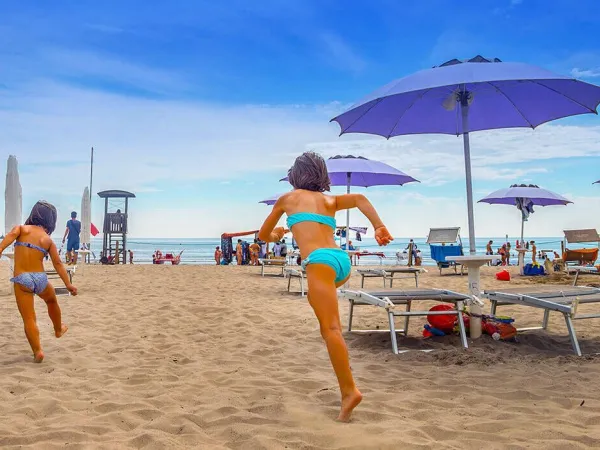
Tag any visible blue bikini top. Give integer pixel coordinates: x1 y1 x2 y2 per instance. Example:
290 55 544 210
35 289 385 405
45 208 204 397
287 213 336 230
14 241 49 256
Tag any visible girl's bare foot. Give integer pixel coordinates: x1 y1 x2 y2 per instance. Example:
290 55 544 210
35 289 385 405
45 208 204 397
33 350 44 363
337 389 363 422
55 324 68 338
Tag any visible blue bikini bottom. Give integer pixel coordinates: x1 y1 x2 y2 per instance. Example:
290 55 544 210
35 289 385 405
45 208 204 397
11 272 49 295
302 248 351 284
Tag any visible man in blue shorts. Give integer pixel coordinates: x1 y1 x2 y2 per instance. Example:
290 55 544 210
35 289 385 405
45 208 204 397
62 211 81 265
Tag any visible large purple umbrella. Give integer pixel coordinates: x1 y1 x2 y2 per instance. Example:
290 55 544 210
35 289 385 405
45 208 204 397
478 184 572 245
331 55 600 254
282 155 418 248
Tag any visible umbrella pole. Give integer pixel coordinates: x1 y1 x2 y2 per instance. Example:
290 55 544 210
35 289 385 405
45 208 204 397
461 101 476 256
460 97 485 339
520 217 525 248
346 173 351 252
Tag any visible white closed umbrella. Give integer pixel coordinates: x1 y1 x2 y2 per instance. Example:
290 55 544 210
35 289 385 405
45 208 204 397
5 155 22 242
81 187 91 246
5 155 22 293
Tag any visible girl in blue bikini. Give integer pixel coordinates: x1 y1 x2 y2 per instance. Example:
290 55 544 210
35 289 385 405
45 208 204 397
258 152 393 421
0 201 77 363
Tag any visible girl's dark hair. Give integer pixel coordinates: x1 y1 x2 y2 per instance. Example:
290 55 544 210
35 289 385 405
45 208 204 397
288 152 330 192
25 201 57 235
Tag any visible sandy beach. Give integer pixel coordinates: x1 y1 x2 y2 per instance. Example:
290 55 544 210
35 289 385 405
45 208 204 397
1 262 600 449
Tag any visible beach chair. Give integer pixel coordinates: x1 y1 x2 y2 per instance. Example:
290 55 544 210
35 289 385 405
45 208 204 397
356 267 423 289
339 288 472 354
285 268 306 296
258 258 287 277
568 266 600 286
484 286 600 356
427 227 465 275
45 267 75 296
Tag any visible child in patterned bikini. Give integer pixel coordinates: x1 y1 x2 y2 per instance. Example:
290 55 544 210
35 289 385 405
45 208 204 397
258 152 393 422
0 201 77 363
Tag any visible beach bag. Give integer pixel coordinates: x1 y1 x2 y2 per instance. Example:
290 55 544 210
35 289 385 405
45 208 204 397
523 263 545 276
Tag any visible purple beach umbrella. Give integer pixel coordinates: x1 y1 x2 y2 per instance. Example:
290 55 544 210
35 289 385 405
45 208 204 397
259 193 284 206
281 155 418 248
594 180 599 184
479 184 572 245
331 55 600 254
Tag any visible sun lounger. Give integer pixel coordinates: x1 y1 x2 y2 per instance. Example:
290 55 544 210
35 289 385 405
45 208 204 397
285 268 306 296
484 286 600 356
258 258 287 277
339 288 472 354
45 267 75 296
46 266 75 284
357 267 423 288
568 266 600 286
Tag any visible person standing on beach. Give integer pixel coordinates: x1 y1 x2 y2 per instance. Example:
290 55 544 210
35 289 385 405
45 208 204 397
62 211 81 265
0 201 77 363
236 239 243 265
249 240 260 265
259 151 393 422
531 241 537 264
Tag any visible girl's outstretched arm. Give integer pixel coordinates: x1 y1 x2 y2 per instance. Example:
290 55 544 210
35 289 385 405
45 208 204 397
0 225 21 255
335 194 393 245
258 199 286 243
48 242 77 295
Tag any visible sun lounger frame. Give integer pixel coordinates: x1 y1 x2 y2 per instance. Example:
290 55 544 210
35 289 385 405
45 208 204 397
484 286 600 356
259 258 287 277
339 288 471 354
567 266 600 286
45 267 75 296
285 268 306 296
357 267 422 289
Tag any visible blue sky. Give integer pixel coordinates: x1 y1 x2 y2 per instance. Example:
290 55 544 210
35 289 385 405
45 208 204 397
1 0 599 238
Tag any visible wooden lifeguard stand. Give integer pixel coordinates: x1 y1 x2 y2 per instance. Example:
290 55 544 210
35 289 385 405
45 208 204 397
97 190 135 264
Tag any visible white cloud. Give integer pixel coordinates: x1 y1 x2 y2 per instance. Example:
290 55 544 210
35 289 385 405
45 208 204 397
316 32 367 73
571 67 600 79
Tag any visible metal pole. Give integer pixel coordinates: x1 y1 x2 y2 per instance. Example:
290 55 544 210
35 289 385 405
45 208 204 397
520 217 525 248
460 95 476 255
346 172 351 251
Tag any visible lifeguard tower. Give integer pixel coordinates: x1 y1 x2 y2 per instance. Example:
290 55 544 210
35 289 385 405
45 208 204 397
98 190 135 264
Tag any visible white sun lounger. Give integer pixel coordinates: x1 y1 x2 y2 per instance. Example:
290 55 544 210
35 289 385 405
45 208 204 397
339 288 472 354
285 268 306 296
357 267 423 289
484 286 600 356
568 266 600 286
258 258 287 277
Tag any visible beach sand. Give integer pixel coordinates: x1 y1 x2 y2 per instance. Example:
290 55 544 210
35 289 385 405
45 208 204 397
1 261 600 449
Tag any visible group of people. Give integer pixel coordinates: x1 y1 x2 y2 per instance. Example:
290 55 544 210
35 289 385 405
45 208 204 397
486 240 512 266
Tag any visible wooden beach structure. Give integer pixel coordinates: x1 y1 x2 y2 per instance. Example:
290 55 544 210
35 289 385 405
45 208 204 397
98 190 135 264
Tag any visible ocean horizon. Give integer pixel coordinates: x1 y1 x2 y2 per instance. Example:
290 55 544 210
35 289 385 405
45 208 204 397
68 236 598 266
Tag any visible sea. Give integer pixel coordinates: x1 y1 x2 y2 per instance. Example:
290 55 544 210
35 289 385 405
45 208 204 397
76 236 597 266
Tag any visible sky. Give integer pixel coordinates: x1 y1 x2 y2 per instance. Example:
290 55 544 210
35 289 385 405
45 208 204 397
1 0 600 239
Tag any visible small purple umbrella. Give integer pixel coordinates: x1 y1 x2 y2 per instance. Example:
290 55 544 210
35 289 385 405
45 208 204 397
331 55 600 254
281 155 419 248
259 193 284 206
594 180 600 184
478 184 572 245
